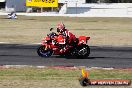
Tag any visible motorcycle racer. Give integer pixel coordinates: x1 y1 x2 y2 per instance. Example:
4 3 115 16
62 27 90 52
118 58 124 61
56 22 77 53
37 23 90 58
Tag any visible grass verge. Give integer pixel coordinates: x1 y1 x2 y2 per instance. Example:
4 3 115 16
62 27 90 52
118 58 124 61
0 16 132 46
0 67 131 88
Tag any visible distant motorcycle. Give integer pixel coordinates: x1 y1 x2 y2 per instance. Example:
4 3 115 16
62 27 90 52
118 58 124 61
7 12 17 19
37 28 90 58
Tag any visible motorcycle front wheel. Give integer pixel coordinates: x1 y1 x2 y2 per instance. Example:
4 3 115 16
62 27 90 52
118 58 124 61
37 45 53 57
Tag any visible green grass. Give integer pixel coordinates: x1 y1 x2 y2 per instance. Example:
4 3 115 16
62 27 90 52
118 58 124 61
0 68 79 80
0 67 131 88
0 67 131 80
89 69 132 80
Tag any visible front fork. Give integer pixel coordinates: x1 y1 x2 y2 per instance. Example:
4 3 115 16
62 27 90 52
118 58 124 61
43 44 50 50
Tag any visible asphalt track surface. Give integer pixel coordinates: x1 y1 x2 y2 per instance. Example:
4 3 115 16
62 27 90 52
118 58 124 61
0 44 132 68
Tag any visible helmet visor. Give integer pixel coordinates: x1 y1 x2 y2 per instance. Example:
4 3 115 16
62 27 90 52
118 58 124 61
57 28 60 32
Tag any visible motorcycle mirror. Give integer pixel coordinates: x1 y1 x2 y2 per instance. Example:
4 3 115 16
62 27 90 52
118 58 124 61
50 28 54 31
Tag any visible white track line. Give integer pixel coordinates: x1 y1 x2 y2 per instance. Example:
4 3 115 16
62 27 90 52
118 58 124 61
0 42 10 44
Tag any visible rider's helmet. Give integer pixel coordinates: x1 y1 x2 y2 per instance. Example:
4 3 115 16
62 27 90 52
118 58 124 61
57 22 65 33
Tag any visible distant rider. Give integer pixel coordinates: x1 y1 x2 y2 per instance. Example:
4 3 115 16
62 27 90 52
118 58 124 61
8 11 17 19
56 22 77 53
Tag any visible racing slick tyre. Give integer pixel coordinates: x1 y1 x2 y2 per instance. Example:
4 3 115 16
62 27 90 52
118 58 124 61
77 45 90 59
37 45 53 57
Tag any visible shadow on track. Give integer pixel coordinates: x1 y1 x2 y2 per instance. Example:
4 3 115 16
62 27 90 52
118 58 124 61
46 55 105 59
41 55 132 60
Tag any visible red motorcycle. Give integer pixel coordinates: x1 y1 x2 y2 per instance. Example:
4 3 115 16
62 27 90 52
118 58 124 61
37 29 90 58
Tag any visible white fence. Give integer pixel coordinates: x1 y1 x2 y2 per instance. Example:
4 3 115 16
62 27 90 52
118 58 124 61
1 3 132 17
59 3 132 16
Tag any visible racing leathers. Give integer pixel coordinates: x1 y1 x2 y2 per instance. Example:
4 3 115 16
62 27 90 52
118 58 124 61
58 29 76 53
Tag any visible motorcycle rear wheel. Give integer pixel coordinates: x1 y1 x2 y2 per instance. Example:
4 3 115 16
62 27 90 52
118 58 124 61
77 45 90 59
